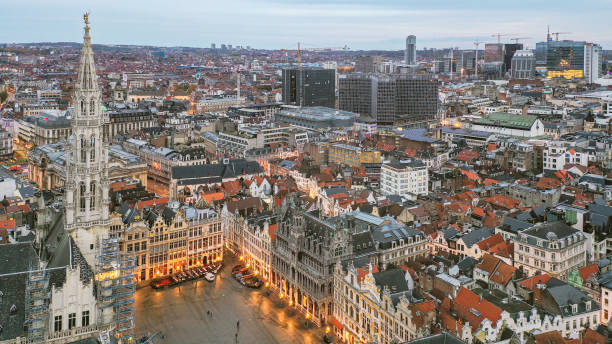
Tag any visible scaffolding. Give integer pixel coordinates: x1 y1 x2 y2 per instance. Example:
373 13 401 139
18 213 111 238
97 237 136 341
24 267 50 343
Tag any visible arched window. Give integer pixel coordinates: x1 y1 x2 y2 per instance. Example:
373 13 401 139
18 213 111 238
90 99 95 116
80 100 85 116
79 182 86 211
90 181 96 210
80 136 86 163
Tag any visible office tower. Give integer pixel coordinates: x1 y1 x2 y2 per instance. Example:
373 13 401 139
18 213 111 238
511 50 536 79
483 62 505 79
355 55 383 73
484 43 504 62
546 40 586 79
584 43 603 83
503 43 523 71
338 74 438 125
282 68 335 108
211 43 216 49
405 35 417 65
535 41 548 66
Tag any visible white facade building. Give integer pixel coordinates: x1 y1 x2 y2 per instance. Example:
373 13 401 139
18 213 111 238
584 43 603 84
380 159 428 196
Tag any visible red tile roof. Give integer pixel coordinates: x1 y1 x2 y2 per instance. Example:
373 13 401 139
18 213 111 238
137 197 169 209
444 287 503 333
485 195 521 210
269 224 277 241
356 265 379 283
456 150 480 163
582 328 607 344
520 274 552 290
579 264 599 282
534 331 568 344
477 234 512 258
0 219 16 230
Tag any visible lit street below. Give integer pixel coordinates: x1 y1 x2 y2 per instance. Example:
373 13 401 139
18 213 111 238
135 255 326 344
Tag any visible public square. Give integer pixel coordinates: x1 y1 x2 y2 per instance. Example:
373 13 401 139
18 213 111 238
135 255 327 344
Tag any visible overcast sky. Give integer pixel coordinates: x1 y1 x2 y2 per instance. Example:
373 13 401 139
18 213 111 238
2 0 610 50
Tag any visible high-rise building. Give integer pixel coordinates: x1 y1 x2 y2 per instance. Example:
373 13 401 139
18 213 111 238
338 74 438 125
211 43 216 49
503 43 523 71
584 43 603 83
355 55 383 73
546 40 586 79
281 68 335 108
405 35 416 65
65 15 111 267
535 41 548 66
511 50 536 79
484 43 504 62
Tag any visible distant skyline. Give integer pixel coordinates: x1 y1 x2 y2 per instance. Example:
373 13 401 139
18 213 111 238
2 0 611 50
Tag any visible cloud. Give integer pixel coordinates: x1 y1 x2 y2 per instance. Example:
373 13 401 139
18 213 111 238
1 0 610 50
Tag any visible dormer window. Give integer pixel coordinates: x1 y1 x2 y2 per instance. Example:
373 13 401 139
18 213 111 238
572 304 578 313
586 301 591 311
537 240 543 247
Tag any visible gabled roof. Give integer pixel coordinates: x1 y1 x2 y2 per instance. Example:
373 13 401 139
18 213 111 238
450 287 503 332
460 227 494 248
373 269 409 294
579 264 599 282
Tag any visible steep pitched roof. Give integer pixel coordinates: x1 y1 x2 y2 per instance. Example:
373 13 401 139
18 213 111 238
579 263 599 282
450 287 503 332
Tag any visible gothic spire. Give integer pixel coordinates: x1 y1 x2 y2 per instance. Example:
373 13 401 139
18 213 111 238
77 12 98 91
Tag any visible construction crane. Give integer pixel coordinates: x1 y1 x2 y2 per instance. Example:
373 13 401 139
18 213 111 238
551 32 572 41
280 42 302 70
510 37 531 44
281 42 350 69
302 45 350 52
491 33 512 44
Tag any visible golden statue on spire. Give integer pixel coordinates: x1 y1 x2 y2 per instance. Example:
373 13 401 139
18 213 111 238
83 12 90 30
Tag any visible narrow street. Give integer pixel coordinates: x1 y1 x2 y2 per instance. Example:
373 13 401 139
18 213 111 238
135 255 326 344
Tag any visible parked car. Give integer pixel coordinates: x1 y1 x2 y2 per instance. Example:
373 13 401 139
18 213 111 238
205 272 216 282
151 277 174 289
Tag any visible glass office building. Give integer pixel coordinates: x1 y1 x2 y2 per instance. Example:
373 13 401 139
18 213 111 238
546 41 585 78
282 68 335 108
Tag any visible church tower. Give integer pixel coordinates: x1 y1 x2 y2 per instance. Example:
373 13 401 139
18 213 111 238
65 13 110 267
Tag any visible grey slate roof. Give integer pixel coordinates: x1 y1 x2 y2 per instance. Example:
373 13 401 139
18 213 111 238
405 332 465 344
456 257 479 276
373 269 410 295
544 282 600 317
460 227 494 248
501 216 532 234
0 243 39 341
171 159 263 183
521 221 580 243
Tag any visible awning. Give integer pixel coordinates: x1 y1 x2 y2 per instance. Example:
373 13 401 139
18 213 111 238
330 317 344 330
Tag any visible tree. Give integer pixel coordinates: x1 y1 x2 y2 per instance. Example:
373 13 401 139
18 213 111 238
0 90 7 103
